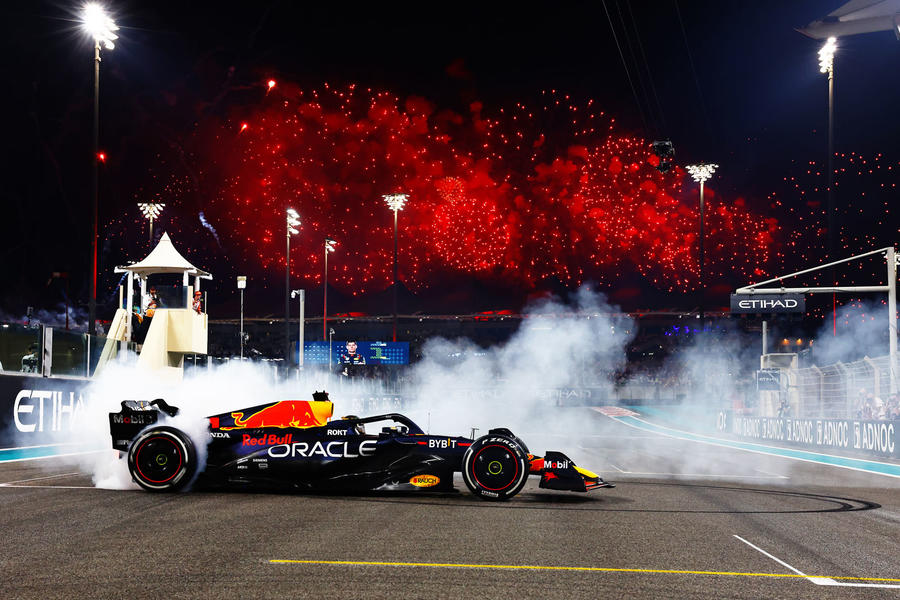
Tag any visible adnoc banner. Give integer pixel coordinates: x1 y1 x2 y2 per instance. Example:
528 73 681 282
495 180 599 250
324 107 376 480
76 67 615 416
730 293 805 314
0 374 91 448
715 411 898 459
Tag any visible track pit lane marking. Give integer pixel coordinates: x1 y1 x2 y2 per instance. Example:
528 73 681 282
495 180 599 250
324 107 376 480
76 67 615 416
269 558 900 584
734 535 900 589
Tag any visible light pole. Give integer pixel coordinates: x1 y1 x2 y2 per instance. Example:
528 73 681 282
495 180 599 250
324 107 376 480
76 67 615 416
285 208 300 365
383 193 408 342
138 202 165 244
81 3 118 336
328 327 335 368
291 289 305 370
237 276 246 360
819 36 838 335
323 237 337 340
819 36 837 261
686 163 718 320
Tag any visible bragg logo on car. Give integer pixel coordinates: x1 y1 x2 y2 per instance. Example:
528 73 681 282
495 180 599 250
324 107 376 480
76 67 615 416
409 474 440 488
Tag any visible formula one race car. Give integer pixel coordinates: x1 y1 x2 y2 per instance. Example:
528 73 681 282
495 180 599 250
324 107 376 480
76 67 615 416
109 392 614 501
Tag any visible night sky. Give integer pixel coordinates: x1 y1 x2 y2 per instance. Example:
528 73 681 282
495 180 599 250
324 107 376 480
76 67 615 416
1 0 898 323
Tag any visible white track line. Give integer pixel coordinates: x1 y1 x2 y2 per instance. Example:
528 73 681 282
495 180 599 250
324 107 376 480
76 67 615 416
0 443 82 451
0 484 96 489
617 472 787 480
0 472 80 485
734 535 900 589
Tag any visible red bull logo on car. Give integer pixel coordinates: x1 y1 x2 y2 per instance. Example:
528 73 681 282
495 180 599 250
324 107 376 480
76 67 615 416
220 401 333 430
243 433 293 446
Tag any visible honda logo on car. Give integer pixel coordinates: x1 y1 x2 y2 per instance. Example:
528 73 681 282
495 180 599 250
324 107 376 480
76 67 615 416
268 439 377 458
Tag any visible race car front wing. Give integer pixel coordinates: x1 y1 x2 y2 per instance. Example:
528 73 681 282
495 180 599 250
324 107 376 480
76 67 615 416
529 451 615 492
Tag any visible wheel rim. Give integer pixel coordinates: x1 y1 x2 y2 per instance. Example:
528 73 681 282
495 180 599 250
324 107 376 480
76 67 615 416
471 444 520 492
134 435 184 484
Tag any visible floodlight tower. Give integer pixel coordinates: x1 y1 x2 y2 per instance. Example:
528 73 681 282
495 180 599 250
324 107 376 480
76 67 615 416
383 193 408 342
137 202 165 244
81 3 118 336
285 208 300 365
819 37 837 263
819 36 839 335
686 163 718 320
323 237 337 340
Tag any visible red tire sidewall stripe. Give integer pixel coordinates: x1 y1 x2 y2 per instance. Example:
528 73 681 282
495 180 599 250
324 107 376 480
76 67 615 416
471 444 520 491
135 435 184 484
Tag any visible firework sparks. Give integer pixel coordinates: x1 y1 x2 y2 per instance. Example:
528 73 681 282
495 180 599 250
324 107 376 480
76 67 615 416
116 83 780 298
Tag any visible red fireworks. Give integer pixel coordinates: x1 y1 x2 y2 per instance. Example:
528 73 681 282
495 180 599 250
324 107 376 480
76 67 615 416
135 82 780 295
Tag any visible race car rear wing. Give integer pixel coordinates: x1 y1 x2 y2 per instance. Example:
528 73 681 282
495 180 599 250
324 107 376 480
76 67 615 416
109 399 179 452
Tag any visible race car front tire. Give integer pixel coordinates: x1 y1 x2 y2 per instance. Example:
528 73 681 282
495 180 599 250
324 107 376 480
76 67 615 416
127 426 197 492
462 434 529 501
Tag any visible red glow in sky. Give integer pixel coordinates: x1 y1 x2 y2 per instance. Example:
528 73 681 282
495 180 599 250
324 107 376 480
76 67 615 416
137 83 780 296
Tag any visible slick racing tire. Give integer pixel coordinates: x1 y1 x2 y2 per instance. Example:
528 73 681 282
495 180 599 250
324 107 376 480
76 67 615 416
462 434 529 501
128 427 197 492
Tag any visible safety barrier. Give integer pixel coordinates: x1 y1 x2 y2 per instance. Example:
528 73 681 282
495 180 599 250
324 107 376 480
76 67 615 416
791 355 897 419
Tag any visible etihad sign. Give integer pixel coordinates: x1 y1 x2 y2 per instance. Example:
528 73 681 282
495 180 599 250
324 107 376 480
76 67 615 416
730 293 805 314
14 389 87 433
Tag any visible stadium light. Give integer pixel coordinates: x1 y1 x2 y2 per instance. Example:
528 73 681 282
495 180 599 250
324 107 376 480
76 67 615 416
686 163 718 320
383 193 408 342
81 2 118 336
137 202 165 244
285 208 301 365
82 3 118 49
323 237 337 341
818 36 836 74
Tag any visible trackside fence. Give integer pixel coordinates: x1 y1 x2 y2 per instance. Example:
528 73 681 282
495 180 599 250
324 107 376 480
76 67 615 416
791 355 896 419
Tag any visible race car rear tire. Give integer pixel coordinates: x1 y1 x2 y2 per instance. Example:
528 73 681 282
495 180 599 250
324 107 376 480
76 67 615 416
462 434 528 501
127 426 197 492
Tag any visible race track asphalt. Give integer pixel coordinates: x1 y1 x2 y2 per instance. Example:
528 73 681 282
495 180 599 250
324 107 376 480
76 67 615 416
1 409 899 599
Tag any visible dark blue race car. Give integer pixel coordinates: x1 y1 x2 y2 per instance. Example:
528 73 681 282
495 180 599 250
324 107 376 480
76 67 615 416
109 391 614 501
